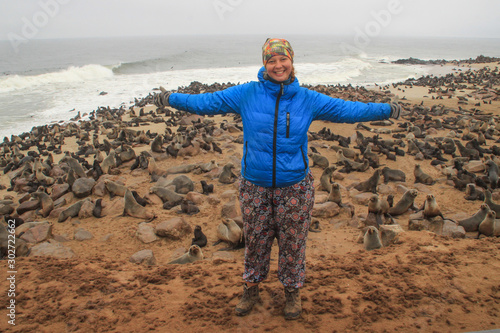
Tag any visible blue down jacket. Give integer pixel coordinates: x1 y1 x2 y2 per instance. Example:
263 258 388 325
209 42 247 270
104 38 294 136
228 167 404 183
169 66 391 188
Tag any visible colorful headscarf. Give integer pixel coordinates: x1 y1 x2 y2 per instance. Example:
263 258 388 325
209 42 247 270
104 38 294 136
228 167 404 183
262 38 294 65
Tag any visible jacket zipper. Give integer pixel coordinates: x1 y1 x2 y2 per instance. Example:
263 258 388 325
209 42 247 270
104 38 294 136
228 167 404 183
243 141 248 176
286 112 290 138
300 146 308 177
272 83 284 188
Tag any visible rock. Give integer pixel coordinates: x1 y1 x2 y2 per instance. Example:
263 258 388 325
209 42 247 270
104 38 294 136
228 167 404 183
50 184 70 201
207 195 221 206
408 216 465 238
155 217 192 239
352 192 373 205
221 190 238 200
100 233 114 242
185 192 204 205
312 202 340 218
221 199 241 219
30 241 75 259
15 221 50 237
16 200 40 215
413 183 433 194
72 178 96 198
20 223 53 244
464 160 485 173
212 251 236 264
169 175 194 194
314 192 329 204
78 200 95 219
129 249 156 265
377 184 394 195
379 224 405 246
136 223 158 244
92 180 107 197
74 228 93 241
0 203 14 215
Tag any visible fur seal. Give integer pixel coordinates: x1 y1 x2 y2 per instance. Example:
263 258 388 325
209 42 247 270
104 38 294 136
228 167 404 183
31 190 54 218
200 180 214 195
465 183 485 201
414 164 435 185
58 199 89 222
381 166 406 183
421 194 454 222
168 245 203 264
191 225 208 248
309 152 329 169
151 134 164 153
104 180 127 198
63 153 87 178
101 150 117 174
389 189 418 216
123 189 155 220
327 182 342 205
92 198 104 218
484 190 500 216
354 169 382 193
477 209 498 238
485 160 499 189
368 194 393 226
309 220 322 233
150 186 183 208
219 163 237 184
363 226 383 251
319 166 335 193
179 199 199 215
458 203 490 232
215 218 243 249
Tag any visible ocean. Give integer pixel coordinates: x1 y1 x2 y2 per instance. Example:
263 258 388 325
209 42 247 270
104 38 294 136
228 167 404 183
0 34 499 139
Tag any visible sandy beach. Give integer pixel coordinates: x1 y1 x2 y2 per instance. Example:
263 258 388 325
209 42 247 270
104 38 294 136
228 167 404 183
1 60 500 333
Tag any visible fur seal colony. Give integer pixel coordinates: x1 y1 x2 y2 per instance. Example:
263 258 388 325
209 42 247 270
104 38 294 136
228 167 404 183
0 57 500 332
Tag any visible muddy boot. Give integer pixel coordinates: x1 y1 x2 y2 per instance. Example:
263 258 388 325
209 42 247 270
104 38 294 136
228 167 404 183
284 287 301 320
235 283 261 316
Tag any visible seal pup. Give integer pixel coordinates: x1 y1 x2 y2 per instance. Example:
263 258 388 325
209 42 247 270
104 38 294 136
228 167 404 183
363 226 383 251
309 220 322 233
219 163 237 184
191 225 208 248
168 245 203 264
354 169 382 194
389 189 418 216
92 198 104 218
62 152 87 178
179 199 199 215
414 164 435 185
200 180 214 195
123 189 155 220
464 183 485 201
458 203 490 232
477 209 498 238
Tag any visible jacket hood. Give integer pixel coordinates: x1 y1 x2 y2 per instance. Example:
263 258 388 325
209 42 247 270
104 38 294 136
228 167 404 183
257 66 300 99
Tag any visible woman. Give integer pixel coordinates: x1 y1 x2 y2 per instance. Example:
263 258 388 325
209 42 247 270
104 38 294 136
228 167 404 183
154 38 400 320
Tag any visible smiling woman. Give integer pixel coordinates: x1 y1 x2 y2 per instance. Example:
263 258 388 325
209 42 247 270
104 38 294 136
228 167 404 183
153 37 400 320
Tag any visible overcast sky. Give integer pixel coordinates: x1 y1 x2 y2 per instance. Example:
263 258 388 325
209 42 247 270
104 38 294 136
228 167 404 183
1 0 499 40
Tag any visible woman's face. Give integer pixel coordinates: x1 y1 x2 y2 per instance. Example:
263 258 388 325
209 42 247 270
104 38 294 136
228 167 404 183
265 55 292 82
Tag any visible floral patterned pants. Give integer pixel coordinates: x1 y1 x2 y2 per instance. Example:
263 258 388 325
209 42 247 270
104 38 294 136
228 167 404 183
238 172 315 288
